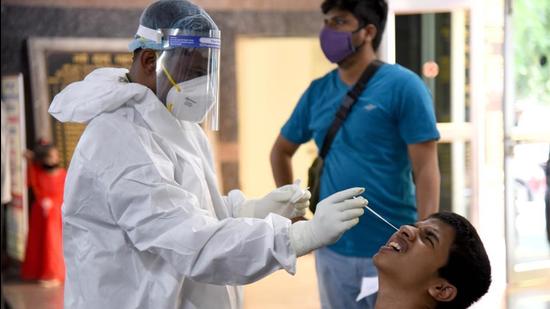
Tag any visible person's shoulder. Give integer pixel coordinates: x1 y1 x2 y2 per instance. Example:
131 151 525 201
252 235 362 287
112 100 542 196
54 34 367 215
380 63 421 83
85 110 135 137
77 111 151 165
378 63 427 94
309 68 338 90
54 167 67 179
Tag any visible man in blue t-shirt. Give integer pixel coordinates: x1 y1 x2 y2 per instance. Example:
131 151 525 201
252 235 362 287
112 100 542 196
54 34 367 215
270 1 440 308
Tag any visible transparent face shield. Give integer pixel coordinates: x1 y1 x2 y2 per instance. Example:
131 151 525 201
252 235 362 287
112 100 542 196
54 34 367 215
156 29 221 130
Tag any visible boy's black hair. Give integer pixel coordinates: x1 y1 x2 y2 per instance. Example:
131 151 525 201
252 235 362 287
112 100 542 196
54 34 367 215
321 0 388 51
429 212 492 309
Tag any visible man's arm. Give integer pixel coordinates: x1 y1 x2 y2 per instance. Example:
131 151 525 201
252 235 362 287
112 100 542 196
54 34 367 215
270 134 300 186
408 140 440 219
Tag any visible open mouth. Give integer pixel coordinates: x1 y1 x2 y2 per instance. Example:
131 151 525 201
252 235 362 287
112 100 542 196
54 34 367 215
382 236 408 254
388 241 402 252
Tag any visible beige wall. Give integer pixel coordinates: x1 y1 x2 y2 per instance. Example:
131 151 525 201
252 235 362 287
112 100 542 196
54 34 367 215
235 37 334 198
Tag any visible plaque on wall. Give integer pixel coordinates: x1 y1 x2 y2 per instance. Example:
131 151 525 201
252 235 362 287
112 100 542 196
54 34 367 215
28 38 132 168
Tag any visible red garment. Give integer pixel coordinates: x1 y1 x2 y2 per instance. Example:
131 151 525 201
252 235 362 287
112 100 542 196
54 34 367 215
21 163 66 281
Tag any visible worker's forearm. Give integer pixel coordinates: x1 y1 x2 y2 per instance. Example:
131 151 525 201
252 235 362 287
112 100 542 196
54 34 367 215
415 166 440 219
270 150 293 187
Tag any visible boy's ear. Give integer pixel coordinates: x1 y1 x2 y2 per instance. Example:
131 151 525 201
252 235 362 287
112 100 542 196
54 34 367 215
428 279 457 303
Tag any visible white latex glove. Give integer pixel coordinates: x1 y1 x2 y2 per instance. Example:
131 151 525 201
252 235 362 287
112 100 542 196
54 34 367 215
238 180 311 219
289 187 367 257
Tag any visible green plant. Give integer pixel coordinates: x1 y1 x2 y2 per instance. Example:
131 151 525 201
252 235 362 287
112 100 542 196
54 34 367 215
514 0 550 105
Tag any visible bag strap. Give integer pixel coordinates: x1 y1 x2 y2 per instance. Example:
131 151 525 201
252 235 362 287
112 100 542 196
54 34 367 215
319 60 383 158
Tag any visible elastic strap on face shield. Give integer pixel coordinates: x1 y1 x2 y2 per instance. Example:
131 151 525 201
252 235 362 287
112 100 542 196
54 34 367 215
160 64 181 93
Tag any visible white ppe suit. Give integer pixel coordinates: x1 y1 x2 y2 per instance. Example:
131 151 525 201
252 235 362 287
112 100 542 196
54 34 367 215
49 68 297 309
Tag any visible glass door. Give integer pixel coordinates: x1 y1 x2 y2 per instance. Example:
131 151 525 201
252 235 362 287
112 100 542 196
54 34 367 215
382 3 507 307
503 0 550 286
380 1 478 218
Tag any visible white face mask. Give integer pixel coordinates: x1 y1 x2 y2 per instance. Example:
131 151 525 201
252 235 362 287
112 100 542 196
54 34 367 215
165 75 216 123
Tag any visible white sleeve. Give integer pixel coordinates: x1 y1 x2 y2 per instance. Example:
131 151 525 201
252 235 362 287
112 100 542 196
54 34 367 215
108 164 296 285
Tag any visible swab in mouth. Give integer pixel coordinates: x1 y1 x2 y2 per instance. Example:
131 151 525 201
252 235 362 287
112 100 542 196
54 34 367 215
363 203 399 231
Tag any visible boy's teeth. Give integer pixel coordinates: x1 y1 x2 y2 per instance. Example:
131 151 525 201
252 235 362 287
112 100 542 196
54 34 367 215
389 241 401 252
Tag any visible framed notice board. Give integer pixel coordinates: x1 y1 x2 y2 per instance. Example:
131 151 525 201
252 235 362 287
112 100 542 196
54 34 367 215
27 38 132 168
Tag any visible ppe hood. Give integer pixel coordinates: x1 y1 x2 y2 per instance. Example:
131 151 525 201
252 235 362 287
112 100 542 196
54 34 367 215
49 68 151 124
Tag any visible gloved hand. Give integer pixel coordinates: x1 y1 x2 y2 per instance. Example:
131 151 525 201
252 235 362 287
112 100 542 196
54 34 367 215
238 182 311 219
289 187 367 257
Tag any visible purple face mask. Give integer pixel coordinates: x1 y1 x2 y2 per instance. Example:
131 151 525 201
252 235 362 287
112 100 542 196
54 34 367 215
320 26 356 63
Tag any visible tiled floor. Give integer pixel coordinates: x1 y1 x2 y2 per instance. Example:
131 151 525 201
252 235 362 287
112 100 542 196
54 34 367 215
2 254 320 309
3 253 550 309
243 253 320 309
3 282 63 309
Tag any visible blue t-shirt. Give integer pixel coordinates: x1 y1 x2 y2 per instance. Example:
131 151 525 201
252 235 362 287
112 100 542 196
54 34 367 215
281 63 440 257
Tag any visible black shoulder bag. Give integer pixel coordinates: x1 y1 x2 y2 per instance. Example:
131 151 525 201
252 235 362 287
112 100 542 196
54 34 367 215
307 60 383 213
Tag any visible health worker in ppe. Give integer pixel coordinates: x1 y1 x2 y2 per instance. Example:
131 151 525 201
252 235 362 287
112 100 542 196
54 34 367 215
48 1 368 308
